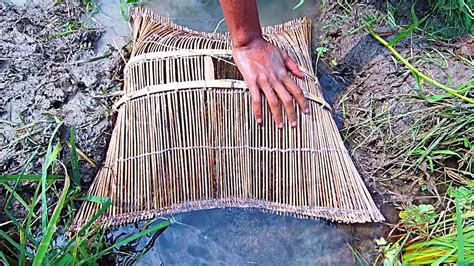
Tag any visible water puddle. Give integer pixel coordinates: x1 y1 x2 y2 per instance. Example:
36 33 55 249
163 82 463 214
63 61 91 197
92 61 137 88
93 0 319 51
111 209 358 265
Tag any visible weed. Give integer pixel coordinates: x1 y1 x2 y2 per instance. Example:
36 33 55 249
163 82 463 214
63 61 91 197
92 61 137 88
0 116 170 265
119 0 142 21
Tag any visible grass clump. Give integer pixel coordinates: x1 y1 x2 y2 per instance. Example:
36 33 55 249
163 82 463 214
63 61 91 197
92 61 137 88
379 186 474 265
0 116 170 265
359 11 474 265
388 0 473 40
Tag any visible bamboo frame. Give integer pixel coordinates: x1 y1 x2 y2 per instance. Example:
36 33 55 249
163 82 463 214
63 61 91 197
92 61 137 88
71 7 384 232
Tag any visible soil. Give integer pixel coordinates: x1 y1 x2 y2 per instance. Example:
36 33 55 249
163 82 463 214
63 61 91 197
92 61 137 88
0 3 124 178
0 1 124 223
316 0 473 259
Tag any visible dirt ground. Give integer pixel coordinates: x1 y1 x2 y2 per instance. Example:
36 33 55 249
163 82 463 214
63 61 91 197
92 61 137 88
319 1 472 203
0 2 126 178
0 0 472 263
316 1 472 259
0 1 125 222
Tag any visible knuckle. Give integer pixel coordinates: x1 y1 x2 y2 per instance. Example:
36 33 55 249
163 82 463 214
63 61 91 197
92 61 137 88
277 69 287 78
268 98 279 106
251 97 260 105
283 96 293 106
295 88 305 97
257 75 269 84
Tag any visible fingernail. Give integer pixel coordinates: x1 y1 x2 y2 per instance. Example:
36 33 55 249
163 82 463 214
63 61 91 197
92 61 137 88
257 118 262 124
291 121 297 127
278 122 284 128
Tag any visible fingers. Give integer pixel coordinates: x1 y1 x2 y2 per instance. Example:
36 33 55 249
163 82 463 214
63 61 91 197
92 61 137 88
281 50 304 79
272 81 297 127
258 76 283 128
281 75 309 113
248 81 263 124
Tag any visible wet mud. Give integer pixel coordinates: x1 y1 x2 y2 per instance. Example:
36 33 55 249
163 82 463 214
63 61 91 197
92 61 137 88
0 2 122 182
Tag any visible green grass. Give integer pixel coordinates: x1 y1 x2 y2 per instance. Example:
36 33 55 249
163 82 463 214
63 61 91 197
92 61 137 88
400 187 474 264
0 117 170 265
387 0 473 40
348 7 474 264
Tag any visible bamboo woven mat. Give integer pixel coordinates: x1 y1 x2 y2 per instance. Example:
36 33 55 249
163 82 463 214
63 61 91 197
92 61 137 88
71 7 384 231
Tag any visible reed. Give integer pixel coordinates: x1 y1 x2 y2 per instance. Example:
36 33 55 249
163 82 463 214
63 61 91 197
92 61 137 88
71 7 384 231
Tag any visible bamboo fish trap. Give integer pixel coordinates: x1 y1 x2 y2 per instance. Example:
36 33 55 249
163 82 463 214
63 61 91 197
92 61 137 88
71 7 384 231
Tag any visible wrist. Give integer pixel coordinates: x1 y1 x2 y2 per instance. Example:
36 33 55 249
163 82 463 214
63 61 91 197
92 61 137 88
232 32 264 49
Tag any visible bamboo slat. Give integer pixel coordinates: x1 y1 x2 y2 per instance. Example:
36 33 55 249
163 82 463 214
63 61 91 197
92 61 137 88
71 7 384 232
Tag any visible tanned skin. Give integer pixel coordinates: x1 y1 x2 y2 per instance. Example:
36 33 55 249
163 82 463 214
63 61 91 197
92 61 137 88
220 0 309 128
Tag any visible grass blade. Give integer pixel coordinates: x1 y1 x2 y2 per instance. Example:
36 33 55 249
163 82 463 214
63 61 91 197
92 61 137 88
455 196 465 265
0 230 33 259
0 250 10 266
1 184 31 212
78 220 171 264
77 196 112 235
69 129 81 186
0 174 60 183
33 167 70 266
50 196 112 263
388 14 426 47
41 120 64 237
293 0 305 10
369 30 474 104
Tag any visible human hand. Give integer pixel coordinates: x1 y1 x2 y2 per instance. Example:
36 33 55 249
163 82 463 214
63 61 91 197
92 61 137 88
232 37 309 128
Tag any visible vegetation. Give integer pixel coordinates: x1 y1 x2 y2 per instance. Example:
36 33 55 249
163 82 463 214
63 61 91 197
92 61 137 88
357 3 473 264
0 116 170 265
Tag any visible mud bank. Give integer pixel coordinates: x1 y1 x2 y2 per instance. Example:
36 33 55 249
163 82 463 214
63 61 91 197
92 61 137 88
316 0 473 259
0 2 123 182
0 1 125 226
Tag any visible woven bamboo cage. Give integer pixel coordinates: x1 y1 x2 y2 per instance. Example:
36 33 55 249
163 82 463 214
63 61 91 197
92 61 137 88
71 7 384 231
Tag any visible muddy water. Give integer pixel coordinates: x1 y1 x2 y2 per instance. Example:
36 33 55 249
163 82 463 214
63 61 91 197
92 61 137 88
94 0 319 51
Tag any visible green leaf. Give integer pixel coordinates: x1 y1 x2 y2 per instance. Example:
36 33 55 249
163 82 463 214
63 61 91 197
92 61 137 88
431 247 457 266
0 174 60 183
462 136 471 148
427 156 434 172
41 120 64 237
33 172 70 266
50 196 112 263
426 93 450 103
0 230 33 259
55 253 74 265
293 0 305 10
431 149 462 158
78 220 171 264
455 196 465 265
425 80 473 103
76 196 112 235
0 250 10 266
1 184 31 212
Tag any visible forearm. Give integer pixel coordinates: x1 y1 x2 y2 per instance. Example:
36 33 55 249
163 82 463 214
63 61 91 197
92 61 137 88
220 0 263 48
